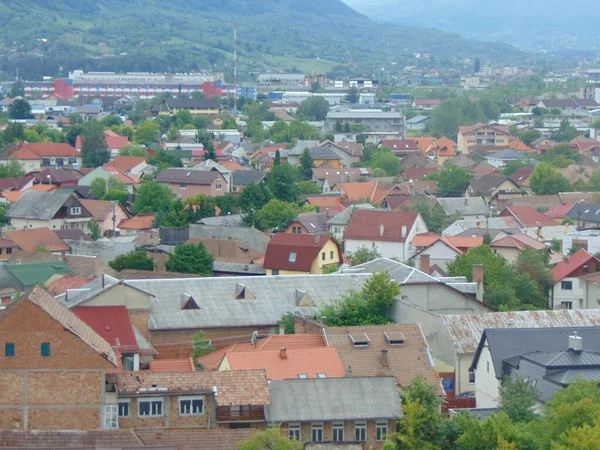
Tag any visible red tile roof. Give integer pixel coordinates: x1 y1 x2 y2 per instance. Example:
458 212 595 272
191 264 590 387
345 210 419 243
2 142 80 159
72 305 139 353
380 139 420 151
3 227 70 252
76 130 130 151
263 234 340 272
551 249 600 283
544 203 574 220
500 206 557 228
341 181 379 202
305 196 345 211
150 358 196 372
403 167 438 180
46 274 97 295
103 155 145 173
489 233 547 251
118 214 155 230
136 429 256 450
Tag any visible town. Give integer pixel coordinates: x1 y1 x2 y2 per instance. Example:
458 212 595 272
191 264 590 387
0 61 600 450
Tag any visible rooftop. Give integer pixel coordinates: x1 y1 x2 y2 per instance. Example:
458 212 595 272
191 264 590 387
263 234 338 272
551 249 600 283
72 305 139 353
3 227 71 253
345 210 419 243
7 190 76 220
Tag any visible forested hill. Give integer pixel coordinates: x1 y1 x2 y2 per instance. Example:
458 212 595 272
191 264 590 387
0 0 521 78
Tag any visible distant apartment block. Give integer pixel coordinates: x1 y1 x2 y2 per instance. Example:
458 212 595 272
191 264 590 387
325 110 404 136
457 123 510 153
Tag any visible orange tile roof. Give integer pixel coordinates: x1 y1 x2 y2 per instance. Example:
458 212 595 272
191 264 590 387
80 199 127 222
445 235 484 249
46 274 97 295
490 233 546 251
3 227 70 252
551 249 600 283
305 196 344 210
118 214 155 230
220 160 247 172
150 358 196 372
501 206 557 228
413 233 442 248
2 142 80 159
341 181 378 202
223 347 345 380
103 156 145 173
508 137 532 151
345 210 419 243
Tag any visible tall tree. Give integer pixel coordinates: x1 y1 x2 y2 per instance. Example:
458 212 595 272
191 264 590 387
8 80 24 98
195 130 216 160
297 96 329 121
345 86 359 103
267 163 299 203
428 165 472 197
132 180 174 214
529 162 572 194
8 99 33 120
134 121 161 145
238 182 272 212
499 375 539 423
81 121 110 168
298 148 314 180
166 242 214 276
254 199 300 231
274 149 281 166
238 427 303 450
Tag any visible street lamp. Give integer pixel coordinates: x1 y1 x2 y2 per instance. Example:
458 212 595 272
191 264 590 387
46 174 51 186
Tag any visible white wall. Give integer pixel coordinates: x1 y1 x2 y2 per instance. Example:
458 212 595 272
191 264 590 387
414 241 460 272
552 277 584 309
474 342 501 408
9 217 89 231
345 239 406 261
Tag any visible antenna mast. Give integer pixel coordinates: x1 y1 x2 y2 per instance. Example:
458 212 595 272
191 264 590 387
234 22 238 111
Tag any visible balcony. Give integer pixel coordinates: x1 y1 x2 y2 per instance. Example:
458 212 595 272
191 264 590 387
216 406 265 423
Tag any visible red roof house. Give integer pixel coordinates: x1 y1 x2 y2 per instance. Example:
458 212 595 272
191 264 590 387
263 234 342 274
72 305 139 354
499 206 557 228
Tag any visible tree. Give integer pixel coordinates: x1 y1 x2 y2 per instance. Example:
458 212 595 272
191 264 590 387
499 375 539 423
371 146 403 176
591 118 600 130
237 427 303 450
529 162 572 195
166 242 214 276
502 159 534 177
0 158 25 178
553 421 600 450
132 180 174 214
134 120 161 145
274 149 281 166
109 250 154 272
538 143 581 167
267 163 299 203
518 128 541 145
87 219 102 241
119 145 148 157
345 86 359 103
148 149 183 168
298 180 321 195
195 130 216 160
447 245 512 290
190 330 215 359
348 245 382 266
91 176 126 199
428 165 472 197
298 148 314 180
81 121 110 168
8 80 24 97
238 182 272 213
552 118 579 142
0 204 11 230
407 197 458 234
297 96 329 121
8 99 33 120
3 122 26 143
254 199 300 231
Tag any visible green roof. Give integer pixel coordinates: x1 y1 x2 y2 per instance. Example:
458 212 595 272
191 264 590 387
5 262 73 288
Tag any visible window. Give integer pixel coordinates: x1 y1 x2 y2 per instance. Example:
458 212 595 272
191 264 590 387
179 396 204 415
70 206 81 216
561 301 573 310
312 423 323 442
56 158 65 166
180 183 187 189
469 370 475 384
298 374 308 379
487 361 490 373
376 422 388 441
68 158 77 165
103 404 118 429
289 252 297 263
6 247 12 255
5 343 15 357
355 422 367 441
333 423 344 442
118 400 130 417
40 343 51 357
139 398 163 417
317 373 327 379
330 251 334 259
42 158 51 166
272 270 279 275
289 424 301 441
321 252 325 261
216 184 222 190
561 281 573 290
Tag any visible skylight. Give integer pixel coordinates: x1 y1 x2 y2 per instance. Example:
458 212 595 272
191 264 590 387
289 252 297 263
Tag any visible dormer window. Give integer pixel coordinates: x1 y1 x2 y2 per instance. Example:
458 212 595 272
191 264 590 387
70 206 81 216
384 330 405 345
181 294 200 310
348 332 370 347
289 252 297 263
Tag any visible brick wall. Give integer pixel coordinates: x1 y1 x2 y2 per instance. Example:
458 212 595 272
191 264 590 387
294 316 325 335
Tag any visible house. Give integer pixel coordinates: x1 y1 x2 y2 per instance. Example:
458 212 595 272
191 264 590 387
464 175 524 206
319 140 363 166
471 161 500 179
117 214 156 235
498 206 557 228
232 170 265 192
405 115 430 132
380 139 420 157
0 287 118 430
3 227 71 253
150 98 221 116
76 130 131 157
263 233 342 275
550 249 600 310
414 137 457 164
344 210 428 261
326 204 377 241
30 168 83 188
471 327 600 408
0 142 82 172
283 140 321 166
285 212 337 235
305 147 342 168
155 168 228 200
412 99 441 110
325 110 404 135
103 155 147 176
489 233 549 264
457 123 511 153
0 238 18 261
78 166 139 194
190 159 233 193
266 377 402 447
484 149 533 168
510 166 534 187
402 167 438 181
442 216 522 236
106 369 270 430
7 190 93 230
566 202 600 229
4 261 74 289
437 197 489 219
340 181 391 205
312 167 370 192
411 235 484 273
79 199 130 236
304 196 345 213
0 175 34 194
536 99 597 115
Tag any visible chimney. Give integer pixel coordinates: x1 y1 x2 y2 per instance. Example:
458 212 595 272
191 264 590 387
569 332 583 352
314 234 319 245
420 254 431 275
380 224 385 237
381 349 389 368
345 365 353 377
473 264 484 301
401 225 407 238
279 348 288 359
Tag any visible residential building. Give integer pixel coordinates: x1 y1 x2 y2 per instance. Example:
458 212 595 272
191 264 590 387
484 149 533 168
0 287 118 430
464 175 524 206
566 202 600 229
319 140 363 166
79 199 130 236
414 137 457 164
380 139 420 157
489 233 549 264
304 196 345 213
344 210 428 261
284 212 336 235
405 115 429 132
327 204 377 241
3 227 71 254
411 235 484 273
510 167 534 187
76 130 131 157
325 110 404 135
0 142 82 172
498 206 558 229
4 261 74 290
266 377 402 447
117 214 156 235
263 234 342 275
536 99 598 115
155 168 227 200
457 124 511 153
191 159 233 193
78 166 139 194
412 99 441 110
102 155 147 176
442 216 522 236
312 167 370 192
437 197 489 219
30 168 84 188
305 147 342 168
283 140 321 166
8 191 93 230
0 238 18 261
232 170 265 192
471 327 600 409
550 249 600 310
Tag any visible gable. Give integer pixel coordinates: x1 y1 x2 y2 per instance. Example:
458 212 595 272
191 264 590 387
81 283 151 310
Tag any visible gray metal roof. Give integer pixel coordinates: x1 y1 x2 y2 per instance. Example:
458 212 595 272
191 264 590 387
196 215 244 227
125 274 371 330
8 190 73 220
566 202 600 223
406 115 429 124
191 159 232 174
436 197 489 217
287 140 321 156
346 257 438 285
156 168 218 185
326 204 377 226
232 170 265 186
213 262 266 275
266 377 403 422
309 147 341 160
485 149 532 160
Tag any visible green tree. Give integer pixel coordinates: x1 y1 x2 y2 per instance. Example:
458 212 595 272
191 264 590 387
215 194 239 216
428 165 472 197
274 149 281 166
371 146 402 176
132 180 174 214
348 245 382 266
502 159 534 177
267 163 299 203
101 115 123 128
499 375 539 423
87 219 102 241
552 421 600 450
538 143 581 167
109 250 154 272
447 245 512 290
195 130 216 160
298 180 321 195
238 182 272 213
134 120 161 145
81 121 110 168
552 118 579 142
297 96 329 121
119 145 148 157
254 199 300 231
3 122 26 143
345 86 359 103
148 149 183 168
8 99 33 120
238 427 304 450
278 313 296 335
0 158 25 178
166 242 214 276
407 197 458 234
518 129 541 145
529 162 572 195
591 118 600 130
298 148 314 180
91 176 126 199
0 204 11 230
190 330 215 359
8 80 24 97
